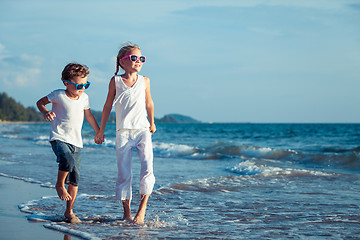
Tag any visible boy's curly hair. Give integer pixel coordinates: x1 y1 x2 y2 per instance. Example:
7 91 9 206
61 63 89 81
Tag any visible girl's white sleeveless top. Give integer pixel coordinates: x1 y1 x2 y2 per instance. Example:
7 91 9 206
113 75 150 130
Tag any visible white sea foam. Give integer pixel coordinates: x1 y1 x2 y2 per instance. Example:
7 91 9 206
0 173 43 184
77 193 111 199
230 160 334 177
19 198 43 214
40 182 54 188
82 137 115 147
34 135 49 146
155 175 249 194
238 145 297 160
153 142 197 157
0 172 9 177
2 134 19 139
0 160 16 165
44 223 101 240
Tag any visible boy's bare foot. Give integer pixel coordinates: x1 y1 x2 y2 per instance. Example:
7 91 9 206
64 213 81 224
55 185 72 201
64 216 81 224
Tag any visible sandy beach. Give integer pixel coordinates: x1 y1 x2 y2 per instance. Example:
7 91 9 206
0 176 80 240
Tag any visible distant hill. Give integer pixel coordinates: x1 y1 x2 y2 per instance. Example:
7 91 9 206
0 92 199 124
0 92 44 122
92 111 116 124
93 112 201 124
156 114 201 123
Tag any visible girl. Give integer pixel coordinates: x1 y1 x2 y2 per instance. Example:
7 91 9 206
96 43 156 224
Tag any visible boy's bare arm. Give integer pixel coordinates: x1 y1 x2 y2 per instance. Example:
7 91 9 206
85 109 102 144
36 96 56 121
84 109 100 132
84 108 100 130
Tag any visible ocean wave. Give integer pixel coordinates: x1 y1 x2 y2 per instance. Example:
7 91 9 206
0 172 43 184
151 141 298 161
44 223 101 240
151 141 360 171
323 146 360 153
153 142 199 157
203 142 297 160
298 151 360 171
76 136 299 161
154 175 248 194
2 134 19 139
33 135 49 146
5 124 358 171
228 160 335 177
0 160 16 165
154 163 336 196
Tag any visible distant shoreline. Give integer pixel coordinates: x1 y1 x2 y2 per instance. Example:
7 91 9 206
1 121 360 125
0 121 44 124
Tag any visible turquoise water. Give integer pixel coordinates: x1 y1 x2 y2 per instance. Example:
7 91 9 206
1 123 360 239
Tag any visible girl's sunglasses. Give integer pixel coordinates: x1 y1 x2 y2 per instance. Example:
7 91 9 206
121 55 146 63
63 80 91 90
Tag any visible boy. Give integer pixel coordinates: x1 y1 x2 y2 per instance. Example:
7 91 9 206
36 63 102 223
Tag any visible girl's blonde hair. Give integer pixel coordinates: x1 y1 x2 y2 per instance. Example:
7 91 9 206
115 42 141 75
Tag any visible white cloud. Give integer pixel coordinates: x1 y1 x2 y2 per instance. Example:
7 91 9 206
0 43 43 87
0 43 5 53
182 0 356 10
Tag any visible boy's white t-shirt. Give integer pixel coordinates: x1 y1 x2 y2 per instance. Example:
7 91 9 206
47 89 90 148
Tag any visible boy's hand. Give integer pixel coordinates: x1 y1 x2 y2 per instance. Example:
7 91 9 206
43 111 56 121
95 132 105 144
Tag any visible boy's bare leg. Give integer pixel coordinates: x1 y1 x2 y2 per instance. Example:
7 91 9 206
133 195 149 225
64 184 80 223
122 200 132 221
55 170 72 201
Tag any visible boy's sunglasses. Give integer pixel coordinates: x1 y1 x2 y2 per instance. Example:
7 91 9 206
121 55 146 63
63 80 91 90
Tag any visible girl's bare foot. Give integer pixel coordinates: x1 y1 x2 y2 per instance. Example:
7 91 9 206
132 195 149 225
132 214 145 225
122 215 133 222
122 200 132 221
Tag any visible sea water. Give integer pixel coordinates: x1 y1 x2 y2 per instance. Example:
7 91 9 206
0 123 359 239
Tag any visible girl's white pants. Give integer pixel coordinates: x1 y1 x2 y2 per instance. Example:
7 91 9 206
115 129 155 200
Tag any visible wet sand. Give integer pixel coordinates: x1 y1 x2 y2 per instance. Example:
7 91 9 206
0 176 79 240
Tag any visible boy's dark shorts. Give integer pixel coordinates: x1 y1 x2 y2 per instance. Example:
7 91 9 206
50 140 81 186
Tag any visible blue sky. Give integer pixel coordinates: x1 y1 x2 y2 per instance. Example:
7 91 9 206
1 0 359 123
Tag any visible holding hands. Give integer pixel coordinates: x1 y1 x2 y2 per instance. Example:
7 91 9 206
95 131 105 145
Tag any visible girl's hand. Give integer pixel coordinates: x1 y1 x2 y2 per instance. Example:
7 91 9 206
95 131 105 144
149 124 156 134
43 111 56 121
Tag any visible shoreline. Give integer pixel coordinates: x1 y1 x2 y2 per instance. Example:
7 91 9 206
0 121 45 124
0 175 80 240
1 120 360 125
